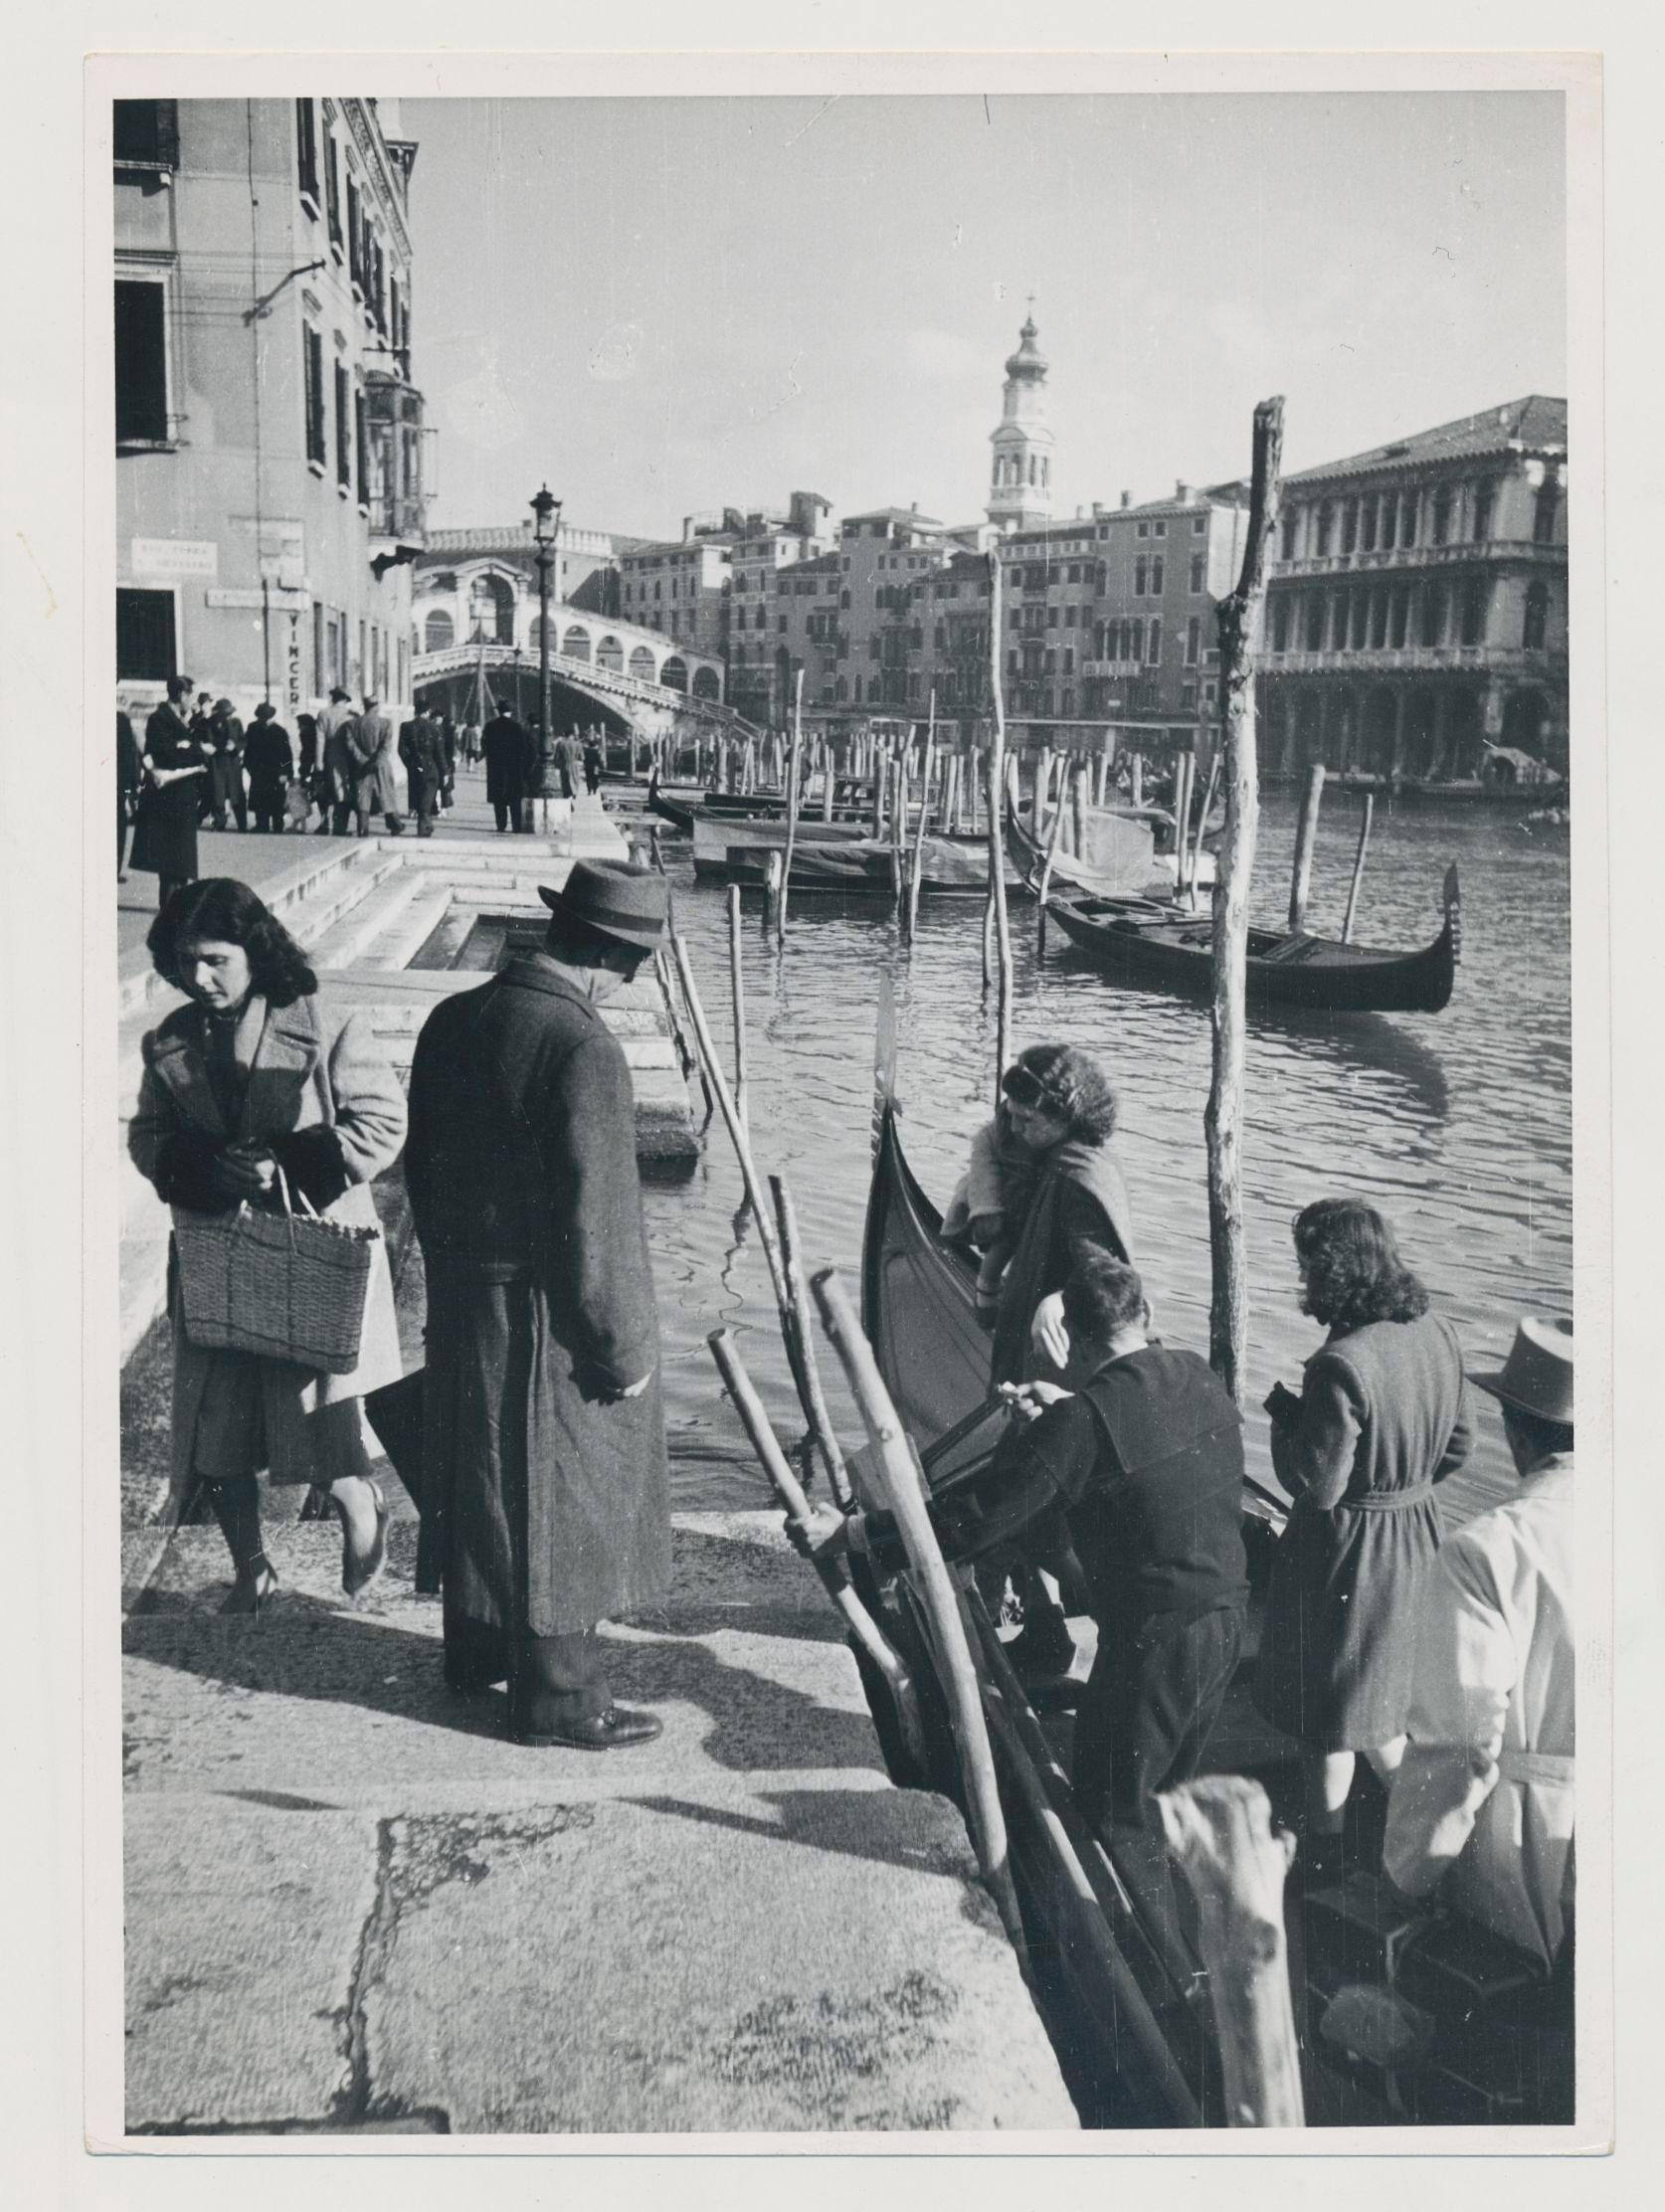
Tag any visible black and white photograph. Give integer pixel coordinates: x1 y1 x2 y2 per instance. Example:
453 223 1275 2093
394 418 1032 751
52 34 1622 2163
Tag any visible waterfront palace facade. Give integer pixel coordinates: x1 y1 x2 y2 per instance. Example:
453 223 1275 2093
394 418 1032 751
421 322 1563 784
115 97 428 729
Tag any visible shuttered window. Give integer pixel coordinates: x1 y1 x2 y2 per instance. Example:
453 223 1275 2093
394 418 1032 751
303 326 327 466
113 101 179 168
114 279 168 444
296 100 320 206
334 362 352 487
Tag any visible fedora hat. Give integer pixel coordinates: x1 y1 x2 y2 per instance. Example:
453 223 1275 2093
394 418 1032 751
539 859 669 953
1469 1315 1573 1425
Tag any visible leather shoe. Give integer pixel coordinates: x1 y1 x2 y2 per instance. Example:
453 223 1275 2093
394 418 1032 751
510 1705 663 1751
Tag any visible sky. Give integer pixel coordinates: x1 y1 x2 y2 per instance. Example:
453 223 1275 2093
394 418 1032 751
401 92 1567 541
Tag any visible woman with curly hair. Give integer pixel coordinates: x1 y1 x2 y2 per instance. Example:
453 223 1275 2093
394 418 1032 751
1254 1197 1475 1859
129 879 407 1612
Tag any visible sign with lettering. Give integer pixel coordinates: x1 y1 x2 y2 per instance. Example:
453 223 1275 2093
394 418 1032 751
131 537 218 579
285 611 304 721
205 587 310 612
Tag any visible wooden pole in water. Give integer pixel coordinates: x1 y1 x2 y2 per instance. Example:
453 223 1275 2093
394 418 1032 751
1071 756 1088 861
1341 792 1375 944
1288 762 1326 934
1034 764 1070 959
1190 749 1222 902
1207 393 1284 1405
822 724 836 822
906 699 936 943
726 884 749 1137
1130 748 1144 810
768 1176 853 1509
670 934 788 1307
810 1267 1025 1956
1157 1776 1305 2128
707 1327 919 1751
986 560 1014 1110
778 671 804 941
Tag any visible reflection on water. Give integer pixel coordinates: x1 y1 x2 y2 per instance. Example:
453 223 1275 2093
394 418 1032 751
648 792 1572 1534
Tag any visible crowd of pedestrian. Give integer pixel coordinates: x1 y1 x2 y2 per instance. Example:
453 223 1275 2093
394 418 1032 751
120 676 476 896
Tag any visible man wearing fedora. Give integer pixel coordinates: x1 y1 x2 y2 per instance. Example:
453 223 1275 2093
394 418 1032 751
404 860 672 1750
1384 1314 1574 1975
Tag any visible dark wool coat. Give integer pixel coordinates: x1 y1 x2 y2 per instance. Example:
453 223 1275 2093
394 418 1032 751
1253 1309 1476 1750
404 955 670 1637
244 719 293 808
129 701 208 880
481 714 531 807
399 715 447 804
990 1139 1137 1387
128 991 407 1513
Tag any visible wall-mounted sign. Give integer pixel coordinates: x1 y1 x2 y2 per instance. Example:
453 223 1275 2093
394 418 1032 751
131 537 219 579
205 587 311 612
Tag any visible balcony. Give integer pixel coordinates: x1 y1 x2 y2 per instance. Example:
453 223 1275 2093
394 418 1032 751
1262 644 1568 680
364 374 427 570
1271 538 1565 581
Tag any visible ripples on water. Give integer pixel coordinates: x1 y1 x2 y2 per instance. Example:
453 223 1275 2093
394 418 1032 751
645 792 1572 1530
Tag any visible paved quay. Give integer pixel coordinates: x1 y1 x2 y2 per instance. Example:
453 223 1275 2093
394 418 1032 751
117 770 1079 2136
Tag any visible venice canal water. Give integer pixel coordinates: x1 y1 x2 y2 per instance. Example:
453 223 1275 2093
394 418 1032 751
641 788 1572 1530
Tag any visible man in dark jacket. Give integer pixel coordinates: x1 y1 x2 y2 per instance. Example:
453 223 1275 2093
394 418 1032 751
404 860 673 1750
399 708 447 835
207 698 248 830
795 1252 1249 1832
481 697 530 832
244 702 293 832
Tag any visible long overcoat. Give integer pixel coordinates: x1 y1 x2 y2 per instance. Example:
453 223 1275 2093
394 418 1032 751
349 708 402 814
990 1138 1137 1387
1253 1309 1475 1749
129 700 208 881
481 714 531 808
319 703 359 804
1384 1457 1574 1969
128 990 407 1513
404 955 670 1637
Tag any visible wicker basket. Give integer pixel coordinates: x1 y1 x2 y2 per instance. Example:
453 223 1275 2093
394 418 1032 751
175 1165 378 1376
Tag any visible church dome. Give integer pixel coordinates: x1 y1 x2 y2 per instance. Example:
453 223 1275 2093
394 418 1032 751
1005 315 1048 379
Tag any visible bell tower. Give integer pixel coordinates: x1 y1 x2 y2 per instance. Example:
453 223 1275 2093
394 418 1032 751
987 307 1054 532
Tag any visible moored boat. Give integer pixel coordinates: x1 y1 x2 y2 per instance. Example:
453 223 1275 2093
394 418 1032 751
1008 801 1216 900
1044 867 1461 1015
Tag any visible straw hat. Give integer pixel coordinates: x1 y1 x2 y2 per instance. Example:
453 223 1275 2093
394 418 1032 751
538 860 669 953
1469 1315 1573 1425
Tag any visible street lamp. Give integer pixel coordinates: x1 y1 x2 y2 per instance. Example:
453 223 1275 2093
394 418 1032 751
530 483 563 758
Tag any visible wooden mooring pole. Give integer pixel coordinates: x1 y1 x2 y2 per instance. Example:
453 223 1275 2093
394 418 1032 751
985 556 1014 1107
1341 792 1374 944
1157 1776 1305 2127
1288 762 1326 933
1206 394 1284 1405
727 884 749 1137
778 669 804 942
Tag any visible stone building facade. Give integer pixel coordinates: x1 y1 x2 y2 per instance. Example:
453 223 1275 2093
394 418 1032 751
1259 397 1569 782
115 96 427 727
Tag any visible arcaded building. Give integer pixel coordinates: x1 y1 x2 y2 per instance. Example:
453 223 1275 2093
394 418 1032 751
1259 398 1569 782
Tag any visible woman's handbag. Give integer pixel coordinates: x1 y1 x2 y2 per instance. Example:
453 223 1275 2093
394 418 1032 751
174 1164 379 1375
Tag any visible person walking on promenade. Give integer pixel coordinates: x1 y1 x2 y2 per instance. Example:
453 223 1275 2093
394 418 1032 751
553 730 576 801
440 716 459 811
399 706 447 837
244 703 293 833
582 731 604 797
404 861 673 1749
296 711 319 785
128 879 407 1613
117 708 144 879
526 716 562 833
348 692 406 836
1384 1315 1574 1974
319 687 359 835
208 698 248 831
794 1253 1249 1833
1253 1197 1475 1868
130 674 211 906
482 696 530 833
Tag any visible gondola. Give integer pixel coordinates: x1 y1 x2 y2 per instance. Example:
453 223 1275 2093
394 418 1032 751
849 1028 1566 2125
690 809 1026 898
1007 801 1216 900
1044 866 1461 1015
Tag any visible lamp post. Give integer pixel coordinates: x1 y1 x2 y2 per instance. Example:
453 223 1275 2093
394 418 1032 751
530 482 563 760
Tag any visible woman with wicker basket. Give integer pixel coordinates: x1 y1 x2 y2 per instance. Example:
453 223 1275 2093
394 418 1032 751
129 879 408 1613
